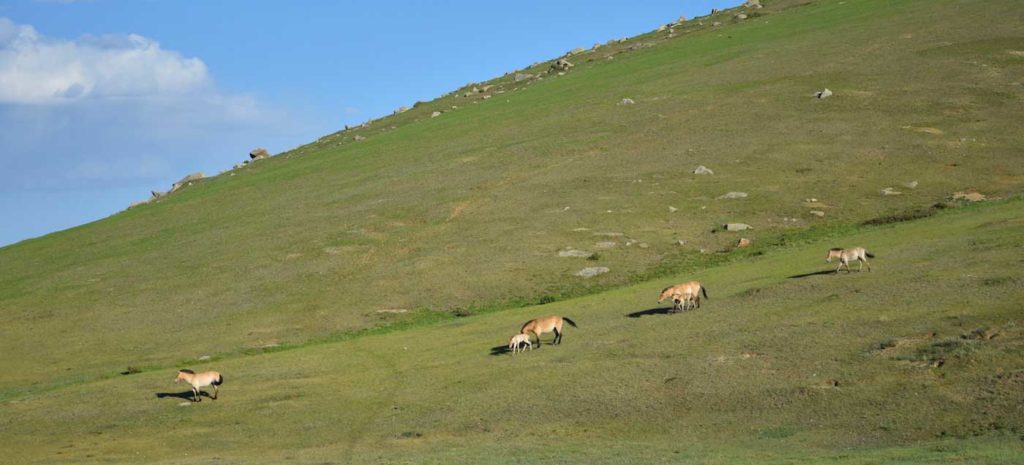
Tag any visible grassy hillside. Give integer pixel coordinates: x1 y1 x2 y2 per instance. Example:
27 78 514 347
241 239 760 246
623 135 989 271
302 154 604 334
1 0 1023 461
4 0 1022 399
1 199 1021 464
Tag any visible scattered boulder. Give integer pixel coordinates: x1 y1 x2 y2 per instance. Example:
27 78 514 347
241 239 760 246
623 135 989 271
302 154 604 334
668 206 679 213
618 98 635 105
677 16 688 23
735 13 748 20
718 191 748 199
744 0 762 8
354 135 366 141
558 249 594 258
712 21 723 27
951 190 986 202
567 47 585 56
550 59 574 73
595 241 617 249
575 267 610 278
724 223 752 231
657 24 668 32
903 181 919 189
249 148 270 160
693 165 714 175
394 106 410 115
233 163 246 170
737 238 752 248
815 88 833 99
514 73 534 82
880 187 902 196
809 210 826 217
431 111 442 118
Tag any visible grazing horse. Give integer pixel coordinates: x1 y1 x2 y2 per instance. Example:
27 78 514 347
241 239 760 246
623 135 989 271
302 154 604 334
508 333 533 354
826 247 874 273
520 316 578 348
658 281 709 312
175 369 223 402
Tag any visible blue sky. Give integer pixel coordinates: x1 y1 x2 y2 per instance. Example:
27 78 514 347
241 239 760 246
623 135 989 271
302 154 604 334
0 0 736 247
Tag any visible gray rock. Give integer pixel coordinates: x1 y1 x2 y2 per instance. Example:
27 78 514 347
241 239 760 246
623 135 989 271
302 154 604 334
815 88 833 99
669 206 679 213
249 148 269 160
693 165 714 175
558 249 594 258
431 111 442 118
595 241 617 249
735 13 748 20
809 210 825 217
903 181 919 189
724 223 752 231
712 21 723 27
550 59 574 72
880 187 902 196
178 172 205 184
718 191 748 199
619 98 635 105
568 47 585 56
514 73 534 82
575 267 610 278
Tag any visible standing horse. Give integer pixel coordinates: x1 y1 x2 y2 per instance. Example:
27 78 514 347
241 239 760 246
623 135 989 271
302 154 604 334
658 281 709 312
520 316 578 348
175 369 224 402
826 247 874 273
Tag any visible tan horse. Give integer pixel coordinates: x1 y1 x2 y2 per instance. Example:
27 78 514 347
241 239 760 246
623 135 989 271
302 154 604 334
508 333 533 354
521 316 578 348
175 369 223 402
826 247 874 273
658 281 709 312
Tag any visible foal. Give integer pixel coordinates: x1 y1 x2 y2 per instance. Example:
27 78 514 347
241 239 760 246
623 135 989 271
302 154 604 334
508 333 533 354
175 369 224 402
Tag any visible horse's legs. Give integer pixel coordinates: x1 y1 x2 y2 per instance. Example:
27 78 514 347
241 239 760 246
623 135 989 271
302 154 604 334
192 387 200 402
213 384 219 400
554 328 562 345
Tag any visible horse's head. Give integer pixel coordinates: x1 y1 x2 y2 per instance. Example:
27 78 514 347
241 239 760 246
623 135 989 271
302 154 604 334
175 369 194 383
658 287 675 303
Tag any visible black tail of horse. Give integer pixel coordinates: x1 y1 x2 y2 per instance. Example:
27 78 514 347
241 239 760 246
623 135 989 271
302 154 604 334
865 251 876 258
701 286 709 300
213 374 224 386
562 317 578 328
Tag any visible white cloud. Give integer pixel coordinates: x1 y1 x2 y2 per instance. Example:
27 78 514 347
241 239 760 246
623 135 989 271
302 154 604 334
0 16 325 230
0 17 209 104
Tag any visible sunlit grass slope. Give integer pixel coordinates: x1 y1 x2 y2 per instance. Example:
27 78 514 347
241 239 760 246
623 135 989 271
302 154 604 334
1 0 1022 412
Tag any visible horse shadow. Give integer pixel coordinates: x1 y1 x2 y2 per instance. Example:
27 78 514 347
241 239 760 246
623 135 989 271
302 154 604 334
155 390 214 401
788 269 839 279
626 307 677 318
489 341 559 356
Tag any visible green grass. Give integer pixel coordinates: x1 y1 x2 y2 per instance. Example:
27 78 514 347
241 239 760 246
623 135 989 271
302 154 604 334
1 0 1023 462
1 198 1022 464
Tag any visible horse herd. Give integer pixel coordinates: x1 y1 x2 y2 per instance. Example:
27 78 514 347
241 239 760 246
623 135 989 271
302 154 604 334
175 247 875 400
